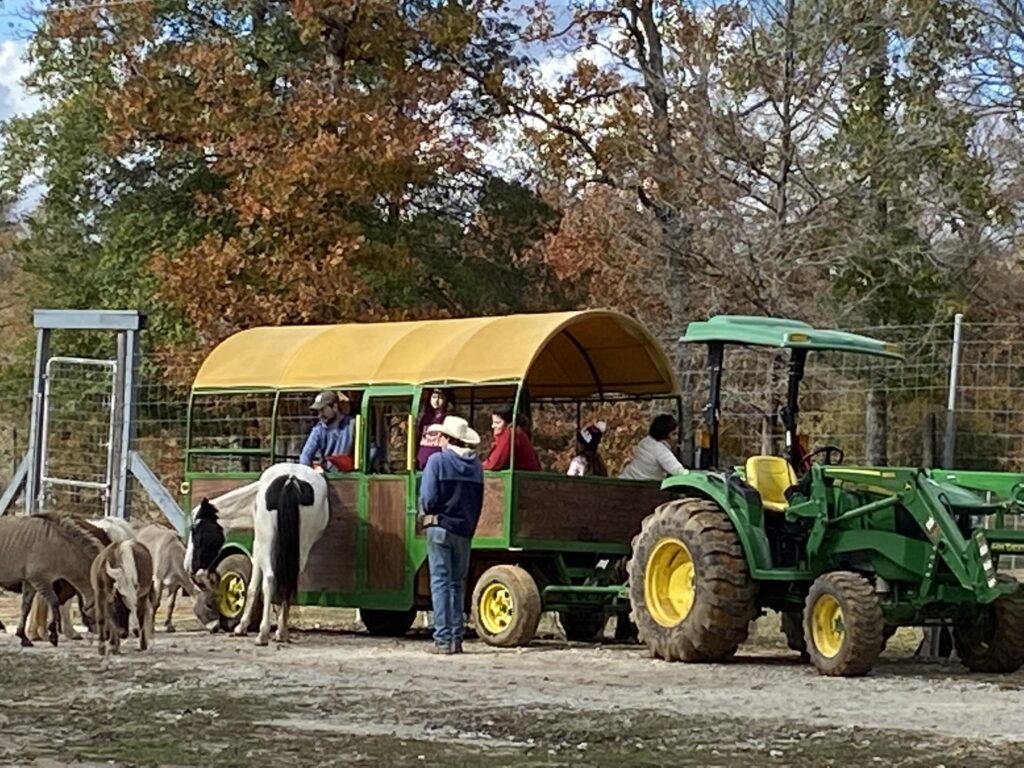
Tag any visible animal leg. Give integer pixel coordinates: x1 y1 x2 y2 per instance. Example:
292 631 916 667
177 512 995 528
16 585 36 648
235 557 263 638
274 597 291 643
26 594 46 642
137 597 151 652
59 597 82 641
164 585 178 633
39 585 62 647
257 571 274 646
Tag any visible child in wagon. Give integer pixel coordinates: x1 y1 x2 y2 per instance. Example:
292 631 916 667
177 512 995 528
567 421 608 477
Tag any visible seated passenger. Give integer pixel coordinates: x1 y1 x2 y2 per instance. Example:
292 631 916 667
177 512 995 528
300 389 355 471
618 414 685 480
482 404 541 471
567 421 608 477
416 388 451 470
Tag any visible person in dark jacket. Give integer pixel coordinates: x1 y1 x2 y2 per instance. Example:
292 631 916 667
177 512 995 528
418 415 484 655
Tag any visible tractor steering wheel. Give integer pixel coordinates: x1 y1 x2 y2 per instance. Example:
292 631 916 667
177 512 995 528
801 445 845 470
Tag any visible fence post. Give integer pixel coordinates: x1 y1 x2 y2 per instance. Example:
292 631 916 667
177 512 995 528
942 313 964 470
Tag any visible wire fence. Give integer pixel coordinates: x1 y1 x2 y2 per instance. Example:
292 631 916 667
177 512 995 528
0 318 1022 522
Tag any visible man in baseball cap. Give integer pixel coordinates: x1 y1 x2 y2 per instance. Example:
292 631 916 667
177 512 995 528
299 389 354 471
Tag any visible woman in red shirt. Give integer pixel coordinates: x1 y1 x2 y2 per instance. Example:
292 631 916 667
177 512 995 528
482 404 541 471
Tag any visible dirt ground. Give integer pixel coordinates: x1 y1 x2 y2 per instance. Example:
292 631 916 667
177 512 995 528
1 594 1023 768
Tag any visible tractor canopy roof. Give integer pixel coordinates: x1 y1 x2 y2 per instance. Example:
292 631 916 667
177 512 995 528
681 315 903 360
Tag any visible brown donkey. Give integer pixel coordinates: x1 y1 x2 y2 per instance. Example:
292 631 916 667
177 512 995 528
91 541 155 655
25 518 115 642
0 514 100 646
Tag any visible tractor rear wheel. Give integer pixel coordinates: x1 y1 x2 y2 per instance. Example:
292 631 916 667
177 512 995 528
804 571 882 677
360 608 417 637
627 498 756 662
781 611 808 659
471 565 542 647
954 583 1024 673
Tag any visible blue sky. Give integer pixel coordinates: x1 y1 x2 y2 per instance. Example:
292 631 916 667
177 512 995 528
0 1 39 125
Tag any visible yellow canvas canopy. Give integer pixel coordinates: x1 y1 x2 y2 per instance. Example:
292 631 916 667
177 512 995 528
192 310 678 397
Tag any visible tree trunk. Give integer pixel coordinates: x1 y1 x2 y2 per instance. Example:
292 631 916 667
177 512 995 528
865 374 888 465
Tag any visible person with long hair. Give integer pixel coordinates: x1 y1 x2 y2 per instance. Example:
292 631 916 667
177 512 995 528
481 403 541 471
416 388 451 470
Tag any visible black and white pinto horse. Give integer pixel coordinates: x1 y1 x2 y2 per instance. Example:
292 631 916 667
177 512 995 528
185 463 329 645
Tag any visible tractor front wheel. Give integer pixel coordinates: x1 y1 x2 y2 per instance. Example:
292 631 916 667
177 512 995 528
627 498 756 662
804 571 882 677
954 585 1024 673
471 565 542 647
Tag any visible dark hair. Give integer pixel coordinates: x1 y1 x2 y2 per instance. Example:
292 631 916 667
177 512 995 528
649 414 678 441
492 404 514 424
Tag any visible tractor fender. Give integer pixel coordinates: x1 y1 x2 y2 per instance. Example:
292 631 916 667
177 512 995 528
660 473 773 572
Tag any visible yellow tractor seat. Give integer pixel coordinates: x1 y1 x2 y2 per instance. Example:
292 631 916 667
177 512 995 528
744 456 798 513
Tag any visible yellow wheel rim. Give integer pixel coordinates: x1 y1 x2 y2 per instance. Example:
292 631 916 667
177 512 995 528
478 582 514 635
644 537 696 628
217 570 247 619
811 593 845 658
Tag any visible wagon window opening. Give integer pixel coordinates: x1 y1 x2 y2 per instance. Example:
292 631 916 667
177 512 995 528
187 392 275 474
529 396 683 477
273 390 363 466
366 397 413 475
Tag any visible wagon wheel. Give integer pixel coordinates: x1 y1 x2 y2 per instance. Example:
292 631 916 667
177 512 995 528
215 554 262 633
471 565 541 647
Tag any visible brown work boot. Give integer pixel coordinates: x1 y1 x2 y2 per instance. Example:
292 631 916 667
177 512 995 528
425 643 452 656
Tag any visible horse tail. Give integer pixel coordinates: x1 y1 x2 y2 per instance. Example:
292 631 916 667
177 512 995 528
107 541 139 614
272 476 303 603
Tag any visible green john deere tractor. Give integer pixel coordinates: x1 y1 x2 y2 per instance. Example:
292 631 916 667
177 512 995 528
627 316 1024 676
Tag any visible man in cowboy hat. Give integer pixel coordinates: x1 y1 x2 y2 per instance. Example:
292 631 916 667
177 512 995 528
418 415 484 655
299 389 354 471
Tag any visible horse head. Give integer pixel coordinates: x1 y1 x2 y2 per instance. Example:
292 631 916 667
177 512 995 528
185 497 225 589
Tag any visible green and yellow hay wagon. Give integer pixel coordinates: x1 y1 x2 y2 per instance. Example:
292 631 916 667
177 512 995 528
183 310 680 645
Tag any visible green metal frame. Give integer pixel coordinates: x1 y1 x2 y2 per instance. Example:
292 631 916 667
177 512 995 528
668 316 1023 626
184 379 664 617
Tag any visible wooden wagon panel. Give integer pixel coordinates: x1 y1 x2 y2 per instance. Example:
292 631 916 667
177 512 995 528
366 478 406 591
512 474 668 544
300 478 359 593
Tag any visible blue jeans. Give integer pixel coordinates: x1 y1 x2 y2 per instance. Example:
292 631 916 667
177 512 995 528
426 526 471 647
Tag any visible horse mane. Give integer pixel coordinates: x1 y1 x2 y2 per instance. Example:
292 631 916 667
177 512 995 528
36 513 103 556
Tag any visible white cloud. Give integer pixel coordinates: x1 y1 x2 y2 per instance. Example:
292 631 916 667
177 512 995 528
0 39 41 122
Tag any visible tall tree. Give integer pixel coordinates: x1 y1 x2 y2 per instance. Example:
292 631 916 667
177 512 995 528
2 0 560 382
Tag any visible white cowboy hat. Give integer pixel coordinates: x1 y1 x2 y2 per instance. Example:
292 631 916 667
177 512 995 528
426 415 481 446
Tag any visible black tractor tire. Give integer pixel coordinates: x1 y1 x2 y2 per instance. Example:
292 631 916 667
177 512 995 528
627 498 756 662
781 611 808 659
803 571 882 677
559 610 607 642
215 554 262 633
954 580 1024 673
360 608 417 637
471 565 542 647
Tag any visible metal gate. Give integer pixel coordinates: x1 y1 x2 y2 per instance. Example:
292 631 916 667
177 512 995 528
39 356 117 516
